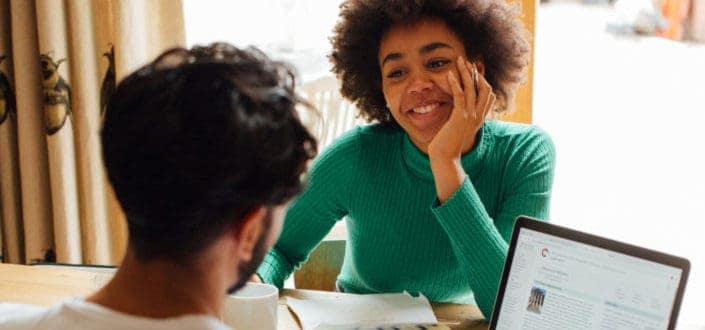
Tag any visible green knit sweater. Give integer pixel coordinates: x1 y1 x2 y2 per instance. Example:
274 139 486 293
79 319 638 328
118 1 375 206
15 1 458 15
257 121 555 318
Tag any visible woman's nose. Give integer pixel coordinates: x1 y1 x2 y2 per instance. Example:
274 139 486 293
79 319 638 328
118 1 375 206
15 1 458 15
406 74 434 95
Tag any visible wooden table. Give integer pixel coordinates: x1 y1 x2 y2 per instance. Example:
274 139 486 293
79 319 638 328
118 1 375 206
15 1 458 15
0 263 488 329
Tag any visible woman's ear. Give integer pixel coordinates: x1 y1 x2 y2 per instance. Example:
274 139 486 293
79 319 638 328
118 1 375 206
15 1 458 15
231 207 266 262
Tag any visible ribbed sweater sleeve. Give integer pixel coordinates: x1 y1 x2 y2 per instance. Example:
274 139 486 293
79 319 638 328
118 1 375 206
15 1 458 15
431 127 556 318
256 129 359 288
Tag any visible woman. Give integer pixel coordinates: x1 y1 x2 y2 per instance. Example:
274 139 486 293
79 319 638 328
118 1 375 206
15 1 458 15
256 0 555 318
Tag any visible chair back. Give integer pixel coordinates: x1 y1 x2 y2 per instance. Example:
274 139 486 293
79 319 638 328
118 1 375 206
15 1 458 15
301 76 366 151
293 239 346 291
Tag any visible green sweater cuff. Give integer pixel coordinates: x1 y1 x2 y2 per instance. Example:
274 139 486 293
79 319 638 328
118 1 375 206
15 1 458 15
256 248 294 289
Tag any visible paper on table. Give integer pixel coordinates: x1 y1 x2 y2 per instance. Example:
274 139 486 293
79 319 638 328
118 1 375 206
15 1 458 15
286 292 438 330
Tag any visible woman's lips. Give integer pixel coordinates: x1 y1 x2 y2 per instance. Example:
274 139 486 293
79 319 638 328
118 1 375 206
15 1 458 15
406 101 449 130
410 102 440 114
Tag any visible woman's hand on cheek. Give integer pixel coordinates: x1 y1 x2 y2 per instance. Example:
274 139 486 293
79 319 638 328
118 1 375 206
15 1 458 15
428 57 494 162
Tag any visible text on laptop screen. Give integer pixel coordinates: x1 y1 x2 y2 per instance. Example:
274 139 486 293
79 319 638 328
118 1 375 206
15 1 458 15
495 227 683 329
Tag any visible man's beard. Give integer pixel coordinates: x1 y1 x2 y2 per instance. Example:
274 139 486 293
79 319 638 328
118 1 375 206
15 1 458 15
226 208 272 294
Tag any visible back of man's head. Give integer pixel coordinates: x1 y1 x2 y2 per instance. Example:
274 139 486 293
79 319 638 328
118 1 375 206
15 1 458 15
101 43 316 262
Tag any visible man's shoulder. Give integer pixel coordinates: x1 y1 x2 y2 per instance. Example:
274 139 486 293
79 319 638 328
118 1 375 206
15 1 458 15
0 300 231 330
0 303 47 329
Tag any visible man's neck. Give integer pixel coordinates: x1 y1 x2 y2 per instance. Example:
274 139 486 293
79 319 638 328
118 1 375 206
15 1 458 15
86 250 227 320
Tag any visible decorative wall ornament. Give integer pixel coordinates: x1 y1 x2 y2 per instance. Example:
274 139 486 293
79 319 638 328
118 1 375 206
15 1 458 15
39 53 71 135
0 55 16 125
100 44 115 118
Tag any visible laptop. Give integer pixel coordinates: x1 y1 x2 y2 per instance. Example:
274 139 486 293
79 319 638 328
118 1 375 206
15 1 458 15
489 216 690 330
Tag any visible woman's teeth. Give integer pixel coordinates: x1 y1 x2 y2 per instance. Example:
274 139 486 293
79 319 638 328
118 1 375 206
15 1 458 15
412 103 439 114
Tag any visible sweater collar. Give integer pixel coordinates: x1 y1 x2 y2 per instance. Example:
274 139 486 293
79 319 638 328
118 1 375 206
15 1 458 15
401 123 491 181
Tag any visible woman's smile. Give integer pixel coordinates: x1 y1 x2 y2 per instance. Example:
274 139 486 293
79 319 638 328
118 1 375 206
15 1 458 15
404 100 452 133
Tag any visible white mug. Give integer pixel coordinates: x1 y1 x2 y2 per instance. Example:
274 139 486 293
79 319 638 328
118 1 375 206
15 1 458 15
221 282 279 330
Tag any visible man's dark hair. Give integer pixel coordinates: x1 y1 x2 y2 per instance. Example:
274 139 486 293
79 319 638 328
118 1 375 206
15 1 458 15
101 43 317 261
330 0 531 123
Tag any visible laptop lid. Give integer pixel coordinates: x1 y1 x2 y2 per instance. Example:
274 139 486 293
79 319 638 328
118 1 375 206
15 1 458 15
489 216 690 330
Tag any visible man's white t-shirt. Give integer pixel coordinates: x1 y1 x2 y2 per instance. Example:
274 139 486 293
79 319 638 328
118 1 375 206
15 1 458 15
0 299 231 330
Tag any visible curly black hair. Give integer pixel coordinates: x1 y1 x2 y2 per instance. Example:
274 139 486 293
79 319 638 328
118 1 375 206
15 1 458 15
102 43 317 261
330 0 531 123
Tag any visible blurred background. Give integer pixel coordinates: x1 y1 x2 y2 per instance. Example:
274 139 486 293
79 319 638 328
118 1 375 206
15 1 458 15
185 0 705 327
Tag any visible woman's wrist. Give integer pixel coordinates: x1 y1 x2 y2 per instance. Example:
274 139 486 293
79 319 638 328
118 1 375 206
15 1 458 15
430 157 466 203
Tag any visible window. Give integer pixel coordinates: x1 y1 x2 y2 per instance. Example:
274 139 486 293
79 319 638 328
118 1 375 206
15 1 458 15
184 0 342 83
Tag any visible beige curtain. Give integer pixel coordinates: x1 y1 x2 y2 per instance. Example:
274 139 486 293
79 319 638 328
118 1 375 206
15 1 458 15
0 0 185 265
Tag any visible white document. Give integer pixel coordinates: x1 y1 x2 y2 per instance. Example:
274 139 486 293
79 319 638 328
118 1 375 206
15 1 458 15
286 292 438 330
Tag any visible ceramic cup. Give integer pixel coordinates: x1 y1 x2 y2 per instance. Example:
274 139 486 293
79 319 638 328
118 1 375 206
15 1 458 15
221 282 279 330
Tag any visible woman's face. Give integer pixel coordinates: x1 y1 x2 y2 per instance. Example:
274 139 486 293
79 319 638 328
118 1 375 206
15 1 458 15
378 18 469 152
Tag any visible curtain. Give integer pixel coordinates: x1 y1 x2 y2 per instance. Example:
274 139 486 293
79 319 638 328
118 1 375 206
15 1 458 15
0 0 185 265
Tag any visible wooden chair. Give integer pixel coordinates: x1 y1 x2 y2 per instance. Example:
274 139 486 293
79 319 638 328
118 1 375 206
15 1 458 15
293 0 537 291
293 223 347 291
293 240 346 291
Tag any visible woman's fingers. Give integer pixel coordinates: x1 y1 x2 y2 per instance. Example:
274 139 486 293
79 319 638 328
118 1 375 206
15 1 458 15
474 80 491 117
472 64 480 100
485 92 496 119
447 71 466 120
471 64 494 119
450 57 495 122
456 57 476 119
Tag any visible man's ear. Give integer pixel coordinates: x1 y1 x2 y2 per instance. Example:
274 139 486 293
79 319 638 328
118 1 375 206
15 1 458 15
231 207 266 263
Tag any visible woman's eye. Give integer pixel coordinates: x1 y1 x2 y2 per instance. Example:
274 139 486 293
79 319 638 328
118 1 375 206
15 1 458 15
427 59 450 69
386 69 404 79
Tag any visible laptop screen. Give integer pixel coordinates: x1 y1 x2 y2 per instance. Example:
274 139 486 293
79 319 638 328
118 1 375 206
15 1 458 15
492 224 685 330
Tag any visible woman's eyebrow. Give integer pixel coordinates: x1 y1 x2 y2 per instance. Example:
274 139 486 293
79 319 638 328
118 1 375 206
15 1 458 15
381 42 453 66
381 52 403 66
419 42 453 55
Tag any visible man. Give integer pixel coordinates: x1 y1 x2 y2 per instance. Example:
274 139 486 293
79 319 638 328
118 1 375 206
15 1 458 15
0 42 317 329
